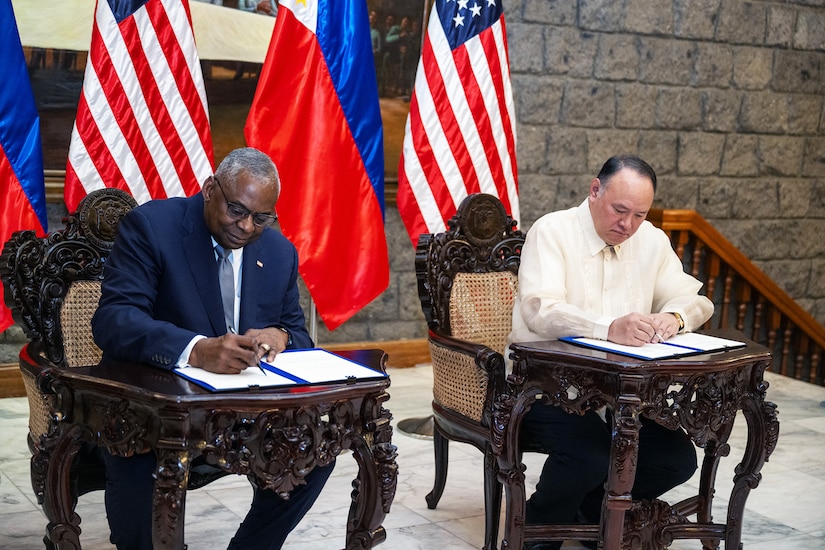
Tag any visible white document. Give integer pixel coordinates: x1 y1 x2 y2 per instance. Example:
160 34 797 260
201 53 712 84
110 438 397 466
262 349 388 384
175 348 386 392
559 332 746 360
665 332 746 351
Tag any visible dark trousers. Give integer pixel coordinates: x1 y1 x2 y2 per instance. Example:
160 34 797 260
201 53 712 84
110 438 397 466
521 403 697 548
101 450 335 550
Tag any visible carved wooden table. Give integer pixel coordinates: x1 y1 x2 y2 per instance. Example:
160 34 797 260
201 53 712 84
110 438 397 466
20 343 397 550
498 331 779 550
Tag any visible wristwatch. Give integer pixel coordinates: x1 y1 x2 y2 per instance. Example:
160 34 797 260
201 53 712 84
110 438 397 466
671 312 685 332
275 326 292 347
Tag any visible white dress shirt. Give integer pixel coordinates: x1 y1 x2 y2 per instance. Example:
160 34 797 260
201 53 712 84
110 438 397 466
508 199 714 350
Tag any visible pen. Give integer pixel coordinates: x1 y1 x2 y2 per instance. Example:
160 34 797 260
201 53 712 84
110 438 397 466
228 326 267 376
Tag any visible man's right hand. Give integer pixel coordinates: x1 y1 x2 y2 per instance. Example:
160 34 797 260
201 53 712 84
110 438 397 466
607 312 658 346
188 333 258 373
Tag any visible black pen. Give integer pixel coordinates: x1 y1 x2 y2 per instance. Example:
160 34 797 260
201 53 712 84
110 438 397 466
228 326 267 376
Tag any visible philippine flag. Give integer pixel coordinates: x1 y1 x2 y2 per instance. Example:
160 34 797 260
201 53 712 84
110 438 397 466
245 0 389 331
0 0 48 332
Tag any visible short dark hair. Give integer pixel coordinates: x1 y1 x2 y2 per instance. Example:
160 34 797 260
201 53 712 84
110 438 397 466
596 155 657 193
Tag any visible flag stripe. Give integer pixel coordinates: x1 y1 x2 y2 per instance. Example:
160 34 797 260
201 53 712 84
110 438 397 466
397 0 519 245
65 0 213 211
95 16 169 199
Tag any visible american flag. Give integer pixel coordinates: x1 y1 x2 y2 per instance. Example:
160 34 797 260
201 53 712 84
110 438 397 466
64 0 214 211
397 0 519 245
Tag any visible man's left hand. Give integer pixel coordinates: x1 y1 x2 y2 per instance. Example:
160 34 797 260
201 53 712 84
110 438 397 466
650 312 681 343
244 327 290 362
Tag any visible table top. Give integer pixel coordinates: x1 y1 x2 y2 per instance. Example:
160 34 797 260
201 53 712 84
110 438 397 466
21 343 389 405
509 329 771 374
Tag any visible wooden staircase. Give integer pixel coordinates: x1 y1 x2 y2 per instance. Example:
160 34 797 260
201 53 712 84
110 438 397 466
649 209 825 386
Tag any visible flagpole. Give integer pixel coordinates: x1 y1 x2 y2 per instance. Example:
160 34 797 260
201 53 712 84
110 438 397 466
395 0 438 441
309 298 318 344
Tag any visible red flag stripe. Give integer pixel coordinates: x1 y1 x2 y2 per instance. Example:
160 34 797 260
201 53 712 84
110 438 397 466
471 25 516 212
406 91 455 224
142 0 212 191
487 19 518 208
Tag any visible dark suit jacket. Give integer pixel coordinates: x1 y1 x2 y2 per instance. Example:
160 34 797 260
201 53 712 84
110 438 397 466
92 193 312 369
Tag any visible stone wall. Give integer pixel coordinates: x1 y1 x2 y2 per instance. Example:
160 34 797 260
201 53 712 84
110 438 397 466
318 0 825 344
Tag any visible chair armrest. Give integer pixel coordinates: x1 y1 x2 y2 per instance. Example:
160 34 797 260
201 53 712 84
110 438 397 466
428 328 507 424
429 329 506 381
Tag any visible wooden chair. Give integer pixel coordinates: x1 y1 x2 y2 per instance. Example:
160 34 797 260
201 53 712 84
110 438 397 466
1 188 220 548
414 193 524 550
1 189 137 516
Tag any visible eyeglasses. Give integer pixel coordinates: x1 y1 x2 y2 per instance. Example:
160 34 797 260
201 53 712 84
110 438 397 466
212 176 278 228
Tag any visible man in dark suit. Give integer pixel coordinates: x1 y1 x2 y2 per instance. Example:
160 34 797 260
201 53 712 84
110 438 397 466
92 147 332 550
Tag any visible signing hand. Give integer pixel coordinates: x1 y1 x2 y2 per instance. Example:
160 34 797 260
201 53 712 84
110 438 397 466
607 312 659 346
189 332 258 374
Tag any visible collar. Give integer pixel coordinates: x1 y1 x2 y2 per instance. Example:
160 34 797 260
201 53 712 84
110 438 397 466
576 199 624 260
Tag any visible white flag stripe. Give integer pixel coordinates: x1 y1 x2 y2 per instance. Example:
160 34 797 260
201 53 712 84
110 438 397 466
400 112 447 235
491 22 519 220
470 22 518 218
134 10 205 196
465 31 504 197
66 123 106 195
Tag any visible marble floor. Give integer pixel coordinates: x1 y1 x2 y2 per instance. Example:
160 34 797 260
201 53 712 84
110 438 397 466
1 365 824 549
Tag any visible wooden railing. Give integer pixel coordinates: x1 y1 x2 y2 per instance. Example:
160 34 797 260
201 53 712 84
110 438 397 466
648 209 825 386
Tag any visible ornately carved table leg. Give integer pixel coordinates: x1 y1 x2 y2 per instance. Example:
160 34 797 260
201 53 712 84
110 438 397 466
345 395 397 550
42 426 86 550
152 409 191 549
602 386 642 550
723 383 779 550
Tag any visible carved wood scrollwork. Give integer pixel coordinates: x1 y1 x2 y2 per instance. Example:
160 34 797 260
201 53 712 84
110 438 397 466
201 399 375 499
0 188 137 367
639 369 746 448
613 395 641 488
623 499 689 549
374 440 399 515
415 193 523 331
95 397 152 455
507 361 612 416
367 396 398 515
491 392 514 453
763 400 780 459
153 452 187 547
